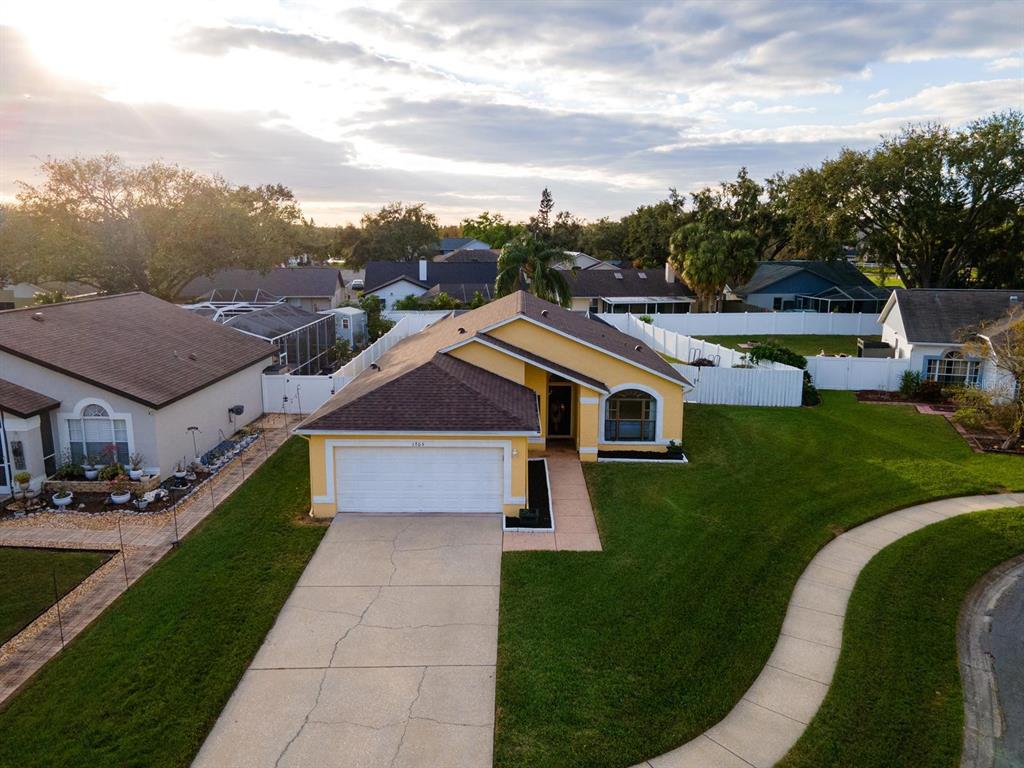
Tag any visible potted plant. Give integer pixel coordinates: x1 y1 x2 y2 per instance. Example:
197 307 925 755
83 453 100 480
13 470 31 492
108 475 132 505
173 461 187 480
128 452 145 480
51 483 73 508
99 463 124 482
667 439 684 458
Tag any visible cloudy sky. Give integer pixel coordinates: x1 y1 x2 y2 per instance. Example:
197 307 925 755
1 1 1022 224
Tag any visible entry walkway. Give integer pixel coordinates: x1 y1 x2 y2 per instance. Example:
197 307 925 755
636 492 1024 768
194 514 502 768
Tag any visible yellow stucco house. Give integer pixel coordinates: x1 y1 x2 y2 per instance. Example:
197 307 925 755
296 291 688 518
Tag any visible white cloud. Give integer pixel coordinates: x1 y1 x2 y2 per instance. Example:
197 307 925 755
863 79 1022 118
987 56 1023 71
868 88 890 100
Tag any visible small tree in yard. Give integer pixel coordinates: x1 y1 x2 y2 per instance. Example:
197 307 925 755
960 308 1024 449
358 295 394 342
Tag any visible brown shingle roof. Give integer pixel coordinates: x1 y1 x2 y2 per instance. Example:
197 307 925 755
0 378 60 418
298 290 687 433
0 293 277 408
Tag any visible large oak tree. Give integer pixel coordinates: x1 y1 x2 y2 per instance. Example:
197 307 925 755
0 155 303 299
785 111 1024 288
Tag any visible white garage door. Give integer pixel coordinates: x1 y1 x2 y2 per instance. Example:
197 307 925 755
334 445 504 513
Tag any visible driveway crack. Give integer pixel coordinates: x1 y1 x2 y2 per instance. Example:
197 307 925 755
389 667 427 768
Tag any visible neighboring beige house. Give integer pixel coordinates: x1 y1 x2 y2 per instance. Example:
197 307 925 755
0 293 276 495
178 267 346 313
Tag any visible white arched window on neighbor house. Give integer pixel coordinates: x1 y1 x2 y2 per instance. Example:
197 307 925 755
604 388 658 442
925 350 982 387
66 403 130 464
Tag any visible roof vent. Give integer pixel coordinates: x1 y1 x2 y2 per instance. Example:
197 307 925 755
188 352 198 361
614 272 623 279
634 344 642 351
638 272 647 279
1011 295 1020 303
541 309 548 316
370 362 381 371
31 312 44 322
457 327 466 334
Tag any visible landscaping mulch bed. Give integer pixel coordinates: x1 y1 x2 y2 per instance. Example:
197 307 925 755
856 390 955 409
504 459 552 530
598 449 688 462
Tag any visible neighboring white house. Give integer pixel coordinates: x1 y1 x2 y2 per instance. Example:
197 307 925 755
0 293 277 495
879 288 1022 392
362 260 498 309
0 282 43 310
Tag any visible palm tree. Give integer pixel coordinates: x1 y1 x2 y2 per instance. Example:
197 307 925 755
495 234 573 306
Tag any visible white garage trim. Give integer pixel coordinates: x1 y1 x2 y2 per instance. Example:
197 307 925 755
313 438 523 507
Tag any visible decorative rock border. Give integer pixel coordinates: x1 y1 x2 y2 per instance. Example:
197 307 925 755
636 492 1024 768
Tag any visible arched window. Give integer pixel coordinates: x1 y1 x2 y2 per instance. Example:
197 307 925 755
604 389 657 441
67 403 130 464
925 350 981 387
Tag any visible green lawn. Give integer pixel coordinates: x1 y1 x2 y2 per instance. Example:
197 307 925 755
697 334 881 356
0 547 111 645
861 266 905 287
0 437 325 768
779 507 1024 768
495 392 1024 768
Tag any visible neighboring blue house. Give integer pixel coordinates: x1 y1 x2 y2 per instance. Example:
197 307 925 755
731 260 889 312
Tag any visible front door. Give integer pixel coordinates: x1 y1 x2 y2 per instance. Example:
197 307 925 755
547 382 573 438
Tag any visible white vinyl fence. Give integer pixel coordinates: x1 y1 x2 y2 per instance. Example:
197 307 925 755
611 313 804 407
674 364 804 406
262 311 449 415
638 312 883 337
805 356 911 391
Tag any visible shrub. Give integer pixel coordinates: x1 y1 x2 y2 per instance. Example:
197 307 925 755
899 370 922 399
748 341 807 370
953 386 1017 433
916 380 945 403
13 470 31 486
802 371 822 406
638 315 653 324
98 463 125 481
53 463 83 481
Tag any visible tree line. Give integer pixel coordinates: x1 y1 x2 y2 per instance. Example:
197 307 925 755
0 112 1019 302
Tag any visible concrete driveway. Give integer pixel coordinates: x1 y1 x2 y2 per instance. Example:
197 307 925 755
194 514 502 768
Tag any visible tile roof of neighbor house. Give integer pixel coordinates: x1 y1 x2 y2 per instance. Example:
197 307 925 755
363 261 498 293
178 267 342 301
298 290 687 433
224 303 330 340
889 289 1024 344
566 268 695 298
0 378 60 418
0 293 277 408
736 260 875 297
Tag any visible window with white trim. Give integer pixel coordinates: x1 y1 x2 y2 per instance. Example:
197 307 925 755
924 351 981 387
67 404 129 464
604 389 657 441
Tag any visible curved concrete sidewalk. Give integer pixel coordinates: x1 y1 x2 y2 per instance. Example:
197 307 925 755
638 492 1024 768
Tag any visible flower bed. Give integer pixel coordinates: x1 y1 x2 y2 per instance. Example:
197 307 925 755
2 430 263 520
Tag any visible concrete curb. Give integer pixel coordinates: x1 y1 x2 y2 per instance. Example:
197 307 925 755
637 492 1024 768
